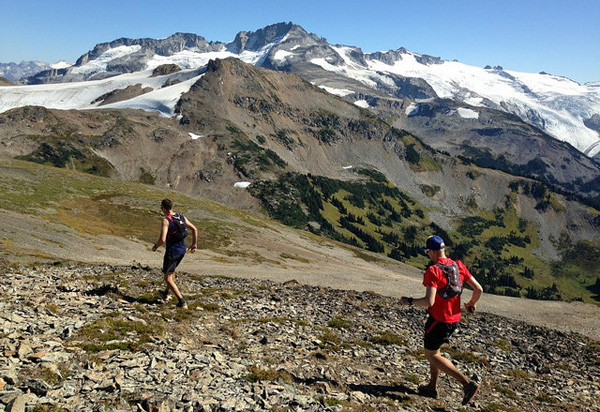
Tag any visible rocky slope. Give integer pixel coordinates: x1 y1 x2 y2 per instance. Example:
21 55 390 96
1 262 598 411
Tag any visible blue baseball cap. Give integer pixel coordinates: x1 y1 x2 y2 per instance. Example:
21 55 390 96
421 235 445 251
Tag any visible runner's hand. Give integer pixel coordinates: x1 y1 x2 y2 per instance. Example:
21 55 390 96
464 302 476 313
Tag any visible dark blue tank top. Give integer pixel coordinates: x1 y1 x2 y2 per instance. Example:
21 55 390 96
166 213 187 255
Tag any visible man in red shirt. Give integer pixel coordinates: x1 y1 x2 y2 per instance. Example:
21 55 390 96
401 235 483 405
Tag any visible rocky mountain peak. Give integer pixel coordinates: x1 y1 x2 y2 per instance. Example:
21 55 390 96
76 32 219 66
228 22 309 53
368 48 443 67
0 61 55 82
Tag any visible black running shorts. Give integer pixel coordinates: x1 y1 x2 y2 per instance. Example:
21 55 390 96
162 253 185 274
424 315 458 351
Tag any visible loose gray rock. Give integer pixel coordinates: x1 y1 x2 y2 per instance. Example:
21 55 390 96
0 262 598 411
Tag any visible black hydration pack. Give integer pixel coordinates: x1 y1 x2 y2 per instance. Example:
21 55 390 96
166 213 188 242
435 261 463 299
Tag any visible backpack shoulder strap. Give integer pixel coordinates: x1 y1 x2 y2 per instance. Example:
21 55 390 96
165 215 177 234
434 261 457 271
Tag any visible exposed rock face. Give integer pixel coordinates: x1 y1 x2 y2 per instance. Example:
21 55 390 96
228 22 318 53
151 64 182 77
0 262 598 411
91 84 154 106
0 77 14 87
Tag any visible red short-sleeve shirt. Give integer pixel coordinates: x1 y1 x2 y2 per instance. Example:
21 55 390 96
423 257 472 323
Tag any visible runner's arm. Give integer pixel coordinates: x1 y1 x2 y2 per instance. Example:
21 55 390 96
401 286 436 308
184 216 198 251
464 276 483 311
152 218 169 251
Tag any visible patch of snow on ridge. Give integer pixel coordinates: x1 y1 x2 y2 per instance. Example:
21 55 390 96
405 103 419 116
332 46 364 70
148 49 232 70
464 97 484 107
354 100 369 108
189 132 203 140
318 85 354 96
273 50 293 61
147 44 271 71
311 57 378 88
457 108 479 119
50 61 72 70
239 41 280 66
234 182 251 188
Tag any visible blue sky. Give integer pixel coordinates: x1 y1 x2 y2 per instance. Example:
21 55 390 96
1 0 598 84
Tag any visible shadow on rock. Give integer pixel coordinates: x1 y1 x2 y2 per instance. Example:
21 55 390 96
84 284 163 305
347 383 416 402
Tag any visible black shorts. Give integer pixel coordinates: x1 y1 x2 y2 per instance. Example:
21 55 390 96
162 253 185 274
424 315 458 351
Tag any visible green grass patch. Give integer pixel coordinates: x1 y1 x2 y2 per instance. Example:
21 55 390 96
404 374 420 385
369 331 408 346
503 369 530 380
45 303 61 315
192 302 221 312
534 394 558 404
327 316 354 329
316 397 345 407
0 159 267 262
491 338 512 352
244 365 292 383
19 363 72 387
68 311 163 353
30 405 70 412
492 384 517 399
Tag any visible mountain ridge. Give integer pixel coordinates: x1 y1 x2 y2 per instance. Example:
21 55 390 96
2 22 598 161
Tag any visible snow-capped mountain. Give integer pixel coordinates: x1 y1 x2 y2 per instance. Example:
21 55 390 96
0 60 72 83
1 22 599 160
